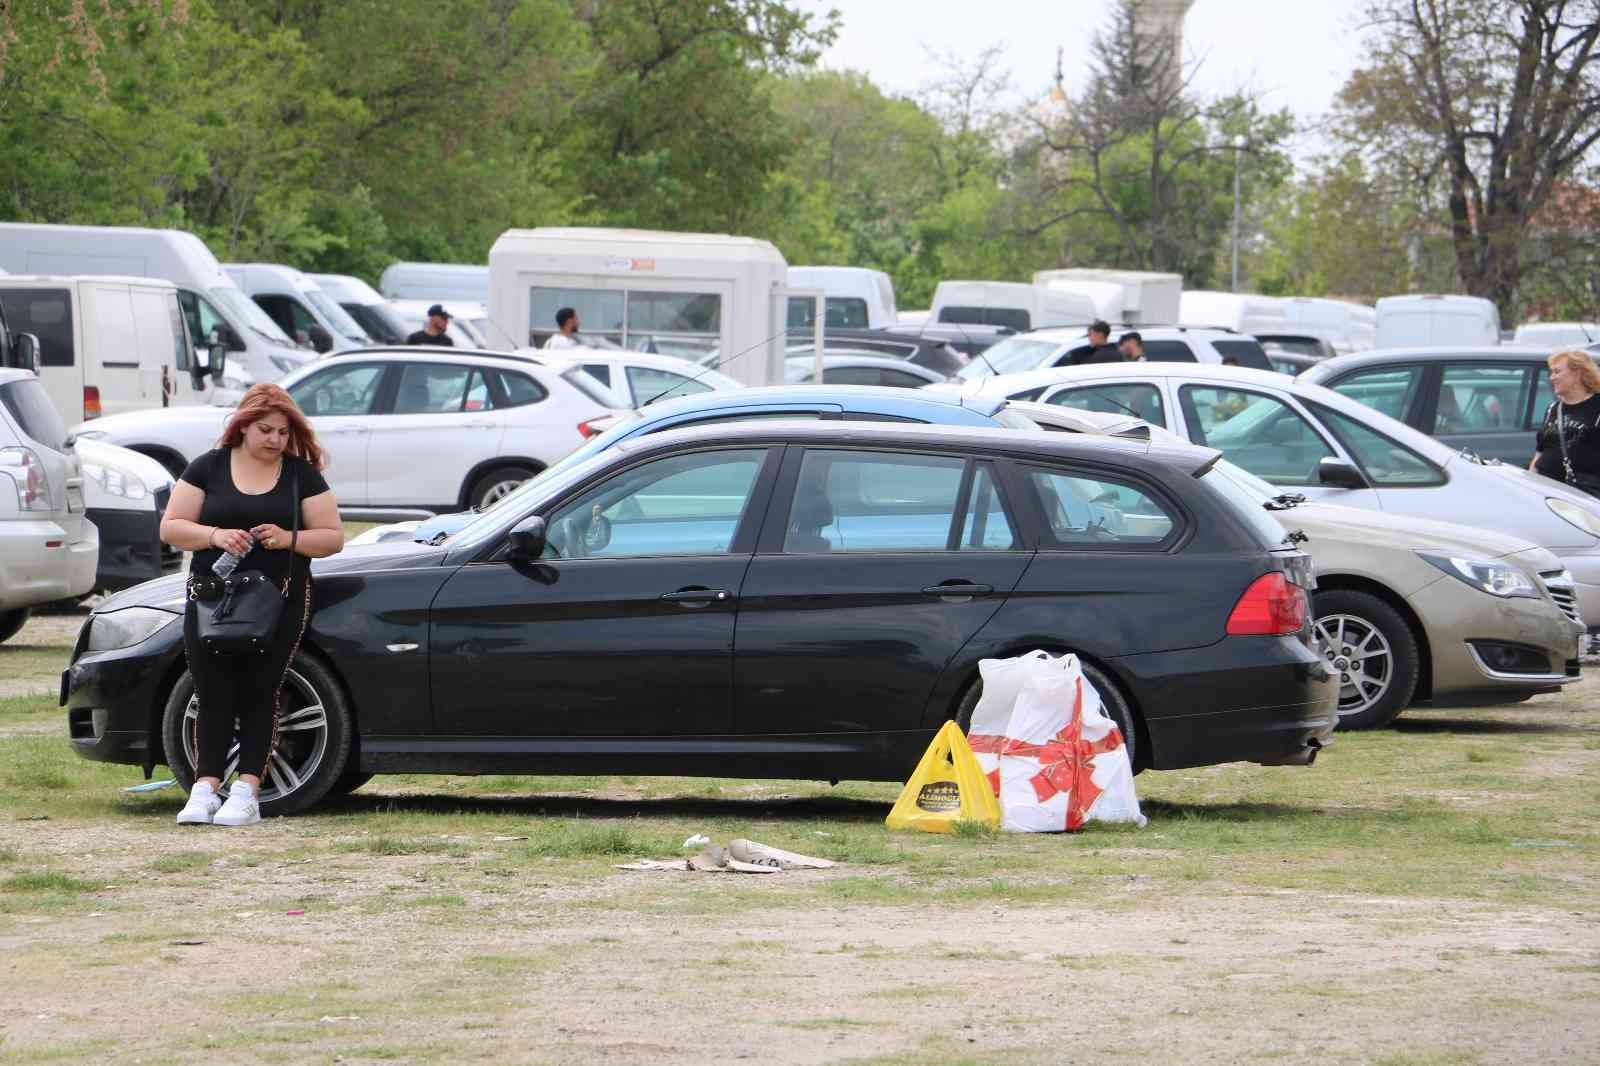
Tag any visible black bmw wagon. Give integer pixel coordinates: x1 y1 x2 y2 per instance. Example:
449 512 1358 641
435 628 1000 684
63 421 1337 815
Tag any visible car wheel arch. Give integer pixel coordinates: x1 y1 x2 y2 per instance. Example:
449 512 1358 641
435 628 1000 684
456 456 546 510
130 444 189 482
1312 574 1433 702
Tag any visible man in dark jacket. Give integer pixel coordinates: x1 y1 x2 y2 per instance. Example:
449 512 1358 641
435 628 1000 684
1072 320 1122 364
406 305 454 347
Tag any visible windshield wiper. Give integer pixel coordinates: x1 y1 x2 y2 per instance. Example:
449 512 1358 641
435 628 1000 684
1263 492 1306 511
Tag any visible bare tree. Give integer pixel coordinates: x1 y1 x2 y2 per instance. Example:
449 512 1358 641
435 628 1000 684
1337 0 1600 319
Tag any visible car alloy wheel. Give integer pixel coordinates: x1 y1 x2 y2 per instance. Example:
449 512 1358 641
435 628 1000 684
1314 613 1394 720
181 666 328 806
481 477 523 505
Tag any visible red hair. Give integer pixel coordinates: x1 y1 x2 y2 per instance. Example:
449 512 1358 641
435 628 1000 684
217 383 326 471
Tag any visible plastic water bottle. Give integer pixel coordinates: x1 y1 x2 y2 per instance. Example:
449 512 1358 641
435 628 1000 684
211 542 252 578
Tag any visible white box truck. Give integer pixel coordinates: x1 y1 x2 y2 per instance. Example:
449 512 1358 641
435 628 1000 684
0 224 313 386
929 281 1096 332
488 227 792 386
785 266 897 329
1031 268 1182 326
1179 290 1288 338
379 262 490 304
1375 294 1501 348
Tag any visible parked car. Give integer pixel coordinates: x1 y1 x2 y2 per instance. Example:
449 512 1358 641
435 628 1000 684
75 438 180 590
1513 322 1598 348
880 322 1015 356
784 354 950 388
1011 402 1584 727
784 329 968 376
1376 294 1500 348
66 419 1336 813
71 348 626 513
959 361 1600 626
951 325 1274 385
532 349 741 407
0 368 97 641
1297 347 1554 467
1264 348 1323 377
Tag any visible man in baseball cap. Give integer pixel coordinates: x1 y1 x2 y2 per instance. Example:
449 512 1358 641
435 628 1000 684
406 304 454 347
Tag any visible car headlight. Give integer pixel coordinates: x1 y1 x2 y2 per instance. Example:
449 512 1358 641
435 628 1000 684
86 607 180 652
80 461 149 501
1547 498 1600 538
1418 553 1539 599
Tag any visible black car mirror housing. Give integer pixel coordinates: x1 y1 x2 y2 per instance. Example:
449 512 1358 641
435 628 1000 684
1317 457 1368 489
508 515 547 561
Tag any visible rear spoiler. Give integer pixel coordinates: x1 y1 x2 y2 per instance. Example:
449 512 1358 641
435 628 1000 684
1190 450 1223 478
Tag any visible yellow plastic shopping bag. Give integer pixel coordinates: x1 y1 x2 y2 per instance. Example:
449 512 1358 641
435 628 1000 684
885 721 1002 834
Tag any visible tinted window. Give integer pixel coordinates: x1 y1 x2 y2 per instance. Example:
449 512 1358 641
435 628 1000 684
629 365 712 405
394 364 478 414
939 306 1031 331
543 449 764 559
1048 383 1166 427
1436 365 1532 434
1309 403 1445 486
787 296 870 329
166 292 191 371
1211 340 1272 370
0 289 74 368
582 363 612 387
1532 366 1554 427
1028 468 1176 548
0 378 68 452
288 364 386 416
1327 365 1424 421
785 450 965 553
495 370 548 408
959 464 1018 550
344 302 407 345
1142 340 1196 363
176 291 230 349
1179 385 1335 486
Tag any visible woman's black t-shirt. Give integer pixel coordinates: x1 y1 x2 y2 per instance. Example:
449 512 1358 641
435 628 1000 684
1535 395 1600 483
180 449 330 587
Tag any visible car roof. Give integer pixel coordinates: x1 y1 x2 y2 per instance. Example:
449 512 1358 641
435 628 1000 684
612 383 1007 421
324 345 537 367
1016 324 1245 345
786 354 944 372
1300 345 1551 380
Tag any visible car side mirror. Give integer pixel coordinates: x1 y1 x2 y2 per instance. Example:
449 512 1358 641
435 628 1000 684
211 324 245 352
13 332 39 373
507 515 547 561
1317 457 1368 489
307 324 334 353
207 340 228 383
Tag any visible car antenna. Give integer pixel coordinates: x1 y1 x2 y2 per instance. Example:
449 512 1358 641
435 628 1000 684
909 311 998 381
635 323 816 408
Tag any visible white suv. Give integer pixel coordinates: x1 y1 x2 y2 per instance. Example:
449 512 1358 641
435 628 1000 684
72 348 627 516
953 325 1274 384
0 369 97 641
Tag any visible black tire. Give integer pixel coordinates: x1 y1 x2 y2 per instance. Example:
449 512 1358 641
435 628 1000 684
325 771 374 798
161 651 353 816
136 448 187 482
1312 588 1420 731
954 656 1138 772
0 608 30 645
467 464 537 511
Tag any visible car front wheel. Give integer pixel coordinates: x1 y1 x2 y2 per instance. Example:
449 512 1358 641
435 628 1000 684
161 651 353 816
1312 589 1420 730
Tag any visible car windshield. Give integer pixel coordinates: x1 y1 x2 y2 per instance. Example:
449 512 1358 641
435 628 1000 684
209 286 295 346
955 337 1065 380
445 448 625 555
305 289 370 344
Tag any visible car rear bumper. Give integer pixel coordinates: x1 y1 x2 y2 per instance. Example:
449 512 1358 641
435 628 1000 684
0 519 98 609
61 617 183 769
1114 635 1338 770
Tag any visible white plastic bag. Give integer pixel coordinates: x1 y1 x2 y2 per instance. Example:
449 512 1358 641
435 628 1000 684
969 651 1145 832
968 650 1054 794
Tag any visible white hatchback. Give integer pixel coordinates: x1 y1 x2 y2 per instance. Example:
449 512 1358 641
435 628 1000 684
72 349 626 515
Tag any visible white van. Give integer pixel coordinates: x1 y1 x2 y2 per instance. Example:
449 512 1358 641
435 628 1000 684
0 275 225 423
0 224 314 386
310 273 412 344
929 281 1096 333
785 266 897 329
1513 321 1599 348
1266 297 1377 357
1375 294 1501 348
1032 268 1182 326
224 263 371 353
1178 290 1288 337
378 262 490 304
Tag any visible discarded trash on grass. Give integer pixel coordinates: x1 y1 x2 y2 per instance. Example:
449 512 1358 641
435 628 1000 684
681 833 711 849
122 779 177 793
617 838 833 874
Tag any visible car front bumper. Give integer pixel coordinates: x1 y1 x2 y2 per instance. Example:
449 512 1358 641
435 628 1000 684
0 519 98 610
87 498 179 591
1410 577 1583 705
61 611 184 770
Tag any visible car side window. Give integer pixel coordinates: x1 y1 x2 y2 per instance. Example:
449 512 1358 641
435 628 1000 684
1142 340 1196 363
821 365 886 387
582 363 612 387
1047 383 1166 427
1327 365 1424 421
1178 385 1335 486
630 365 711 405
959 464 1018 550
1027 468 1176 548
1436 365 1531 433
876 368 933 389
287 364 386 416
176 291 229 348
784 450 967 553
1308 403 1445 487
493 370 548 408
542 449 766 559
394 363 479 414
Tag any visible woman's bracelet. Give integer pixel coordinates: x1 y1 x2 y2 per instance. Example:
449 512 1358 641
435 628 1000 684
207 526 218 549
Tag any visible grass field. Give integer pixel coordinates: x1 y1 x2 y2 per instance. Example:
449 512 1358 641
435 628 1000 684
1 612 1597 1064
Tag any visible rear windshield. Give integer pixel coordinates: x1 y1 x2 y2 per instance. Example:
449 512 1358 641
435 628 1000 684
561 367 627 408
1212 339 1272 371
939 306 1031 332
1199 466 1289 549
0 377 69 452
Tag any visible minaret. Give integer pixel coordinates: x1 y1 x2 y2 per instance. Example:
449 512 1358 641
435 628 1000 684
1127 0 1194 93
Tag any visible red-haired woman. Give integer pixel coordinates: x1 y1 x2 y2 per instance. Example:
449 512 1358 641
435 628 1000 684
159 383 344 826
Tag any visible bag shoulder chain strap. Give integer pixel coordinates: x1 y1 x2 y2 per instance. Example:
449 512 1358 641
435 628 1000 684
280 465 301 598
1556 402 1579 484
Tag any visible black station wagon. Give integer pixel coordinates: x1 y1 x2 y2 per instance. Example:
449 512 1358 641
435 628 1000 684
64 421 1337 815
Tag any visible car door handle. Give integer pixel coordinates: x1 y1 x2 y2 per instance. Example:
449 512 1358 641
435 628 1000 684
660 587 733 606
922 582 994 598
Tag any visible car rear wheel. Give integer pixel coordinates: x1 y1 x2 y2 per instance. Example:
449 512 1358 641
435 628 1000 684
1312 589 1419 730
468 464 536 511
954 656 1137 772
0 608 30 645
161 651 353 816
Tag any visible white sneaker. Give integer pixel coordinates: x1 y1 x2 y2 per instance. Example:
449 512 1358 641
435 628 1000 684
176 781 222 826
213 780 262 827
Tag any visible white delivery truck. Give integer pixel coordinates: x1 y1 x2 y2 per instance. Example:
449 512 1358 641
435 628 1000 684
378 262 490 304
928 281 1096 332
1178 290 1288 338
0 224 314 386
310 273 413 344
488 227 795 386
785 266 897 329
1375 294 1501 348
1031 268 1182 326
1270 297 1377 357
224 263 372 352
0 275 227 423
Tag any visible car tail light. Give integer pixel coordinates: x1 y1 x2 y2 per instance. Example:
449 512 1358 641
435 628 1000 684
83 386 102 421
1226 572 1308 636
577 418 606 440
0 446 50 511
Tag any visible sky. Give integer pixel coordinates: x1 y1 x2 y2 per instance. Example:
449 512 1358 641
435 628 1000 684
796 0 1371 152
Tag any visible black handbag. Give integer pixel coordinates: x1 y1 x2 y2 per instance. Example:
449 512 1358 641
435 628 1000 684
193 468 299 654
1554 403 1600 498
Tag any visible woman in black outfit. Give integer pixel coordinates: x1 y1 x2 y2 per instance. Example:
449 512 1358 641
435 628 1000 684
1531 349 1600 497
159 384 343 826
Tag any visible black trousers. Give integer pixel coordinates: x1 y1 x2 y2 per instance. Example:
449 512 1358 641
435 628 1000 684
183 577 312 782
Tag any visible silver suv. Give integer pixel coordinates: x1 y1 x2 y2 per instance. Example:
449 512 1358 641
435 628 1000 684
954 325 1274 383
0 368 97 642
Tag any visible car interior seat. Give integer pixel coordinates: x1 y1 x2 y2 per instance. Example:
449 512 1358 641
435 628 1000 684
787 489 836 553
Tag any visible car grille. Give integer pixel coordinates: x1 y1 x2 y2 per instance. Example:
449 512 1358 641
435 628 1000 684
1540 569 1584 627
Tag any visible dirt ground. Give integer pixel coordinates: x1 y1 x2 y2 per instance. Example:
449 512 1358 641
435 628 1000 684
2 610 1598 1065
